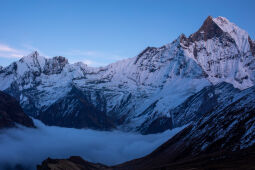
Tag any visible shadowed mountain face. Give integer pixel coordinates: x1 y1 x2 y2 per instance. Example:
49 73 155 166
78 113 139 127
115 85 255 170
0 16 254 133
37 84 255 170
37 87 115 130
0 91 34 129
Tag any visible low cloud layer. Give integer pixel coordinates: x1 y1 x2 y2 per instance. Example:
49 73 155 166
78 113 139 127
0 119 185 170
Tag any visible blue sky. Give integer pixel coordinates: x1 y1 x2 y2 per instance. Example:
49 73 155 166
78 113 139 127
0 0 255 67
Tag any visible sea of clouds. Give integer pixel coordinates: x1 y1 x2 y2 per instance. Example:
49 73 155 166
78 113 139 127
0 119 185 170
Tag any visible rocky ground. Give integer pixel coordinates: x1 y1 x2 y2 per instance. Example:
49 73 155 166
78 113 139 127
0 91 34 129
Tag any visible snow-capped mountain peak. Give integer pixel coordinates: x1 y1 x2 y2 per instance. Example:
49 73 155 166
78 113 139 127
0 16 254 133
188 16 251 54
17 51 46 75
189 16 224 42
181 16 255 90
212 16 250 53
21 51 45 64
13 51 72 76
27 50 39 57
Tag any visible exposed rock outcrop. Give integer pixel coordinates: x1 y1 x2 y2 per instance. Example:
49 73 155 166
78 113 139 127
0 91 34 128
37 156 110 170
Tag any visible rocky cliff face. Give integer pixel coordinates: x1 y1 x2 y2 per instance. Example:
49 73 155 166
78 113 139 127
0 91 34 128
37 86 115 130
0 16 254 133
37 156 110 170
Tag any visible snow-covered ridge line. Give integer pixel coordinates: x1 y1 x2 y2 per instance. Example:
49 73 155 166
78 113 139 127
0 16 254 133
180 16 255 89
212 16 250 53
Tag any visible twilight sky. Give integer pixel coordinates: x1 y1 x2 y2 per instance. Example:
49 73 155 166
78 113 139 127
0 0 255 67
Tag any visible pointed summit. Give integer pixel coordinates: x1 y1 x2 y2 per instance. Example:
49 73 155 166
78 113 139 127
189 16 252 54
20 50 45 64
19 50 43 63
28 50 40 58
190 16 224 41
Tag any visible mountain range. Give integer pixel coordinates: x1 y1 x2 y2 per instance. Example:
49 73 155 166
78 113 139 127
1 16 255 134
0 15 255 169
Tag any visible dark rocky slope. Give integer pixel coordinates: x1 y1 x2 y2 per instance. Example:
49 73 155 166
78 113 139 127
0 91 34 128
37 156 110 170
115 85 255 169
37 143 255 170
37 87 115 130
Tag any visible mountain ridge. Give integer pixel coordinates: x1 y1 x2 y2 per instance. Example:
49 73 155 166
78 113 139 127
0 16 254 133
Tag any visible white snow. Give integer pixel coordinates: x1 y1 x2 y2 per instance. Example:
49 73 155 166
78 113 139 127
0 16 254 132
182 17 255 90
213 17 250 53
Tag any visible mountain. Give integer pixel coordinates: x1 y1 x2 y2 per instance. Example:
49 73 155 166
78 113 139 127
182 16 255 89
0 16 254 133
0 91 35 128
37 83 255 170
115 84 255 170
37 86 115 130
169 82 241 127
